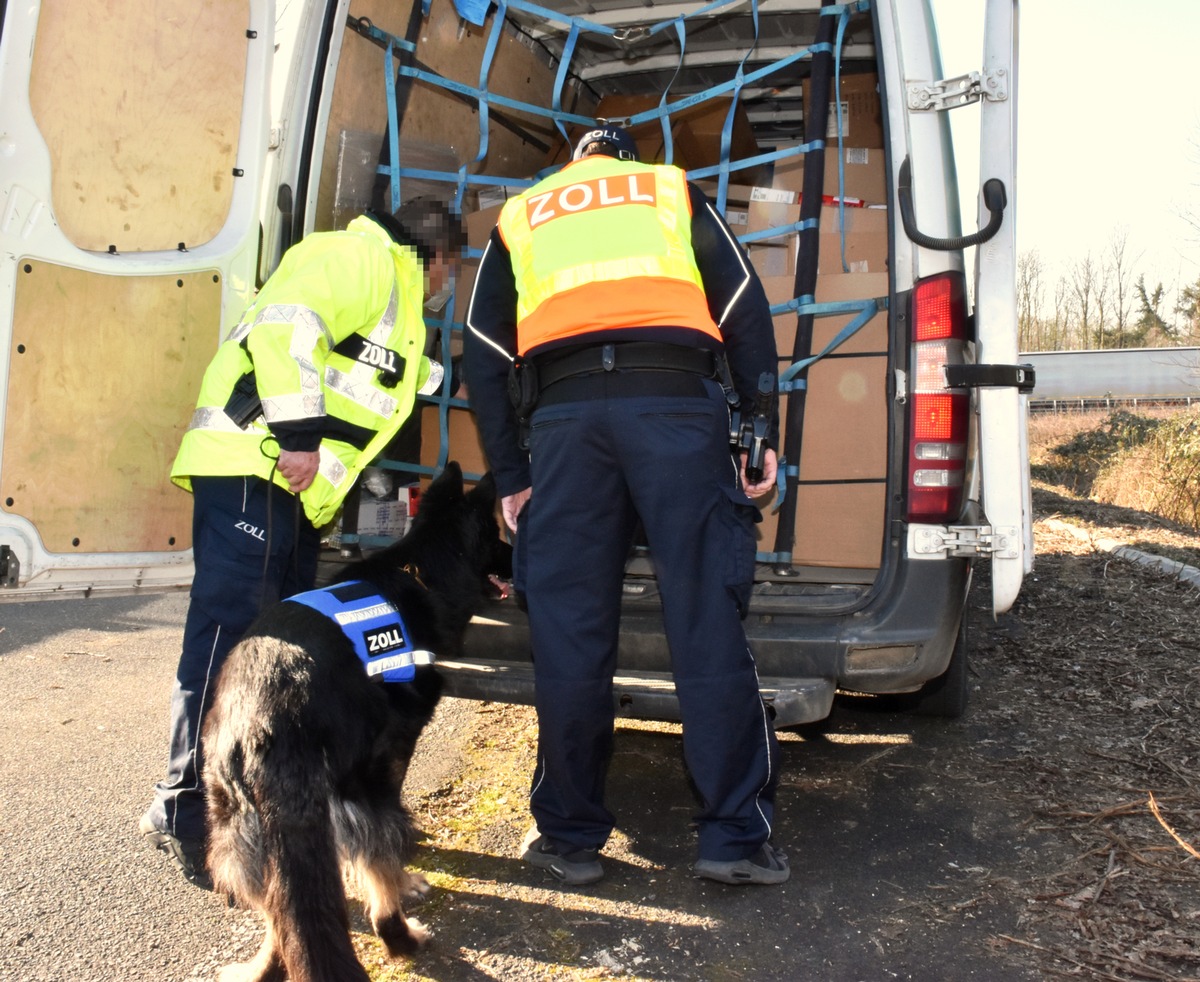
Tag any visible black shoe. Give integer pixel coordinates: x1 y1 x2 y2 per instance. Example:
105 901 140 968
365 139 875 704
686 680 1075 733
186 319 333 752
139 813 213 891
693 842 790 885
520 828 604 885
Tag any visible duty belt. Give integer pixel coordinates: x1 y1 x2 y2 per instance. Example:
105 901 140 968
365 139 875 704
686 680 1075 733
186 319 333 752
536 342 719 391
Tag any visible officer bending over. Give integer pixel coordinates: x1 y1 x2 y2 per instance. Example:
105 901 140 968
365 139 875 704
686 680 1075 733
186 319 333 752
140 200 464 888
464 127 787 886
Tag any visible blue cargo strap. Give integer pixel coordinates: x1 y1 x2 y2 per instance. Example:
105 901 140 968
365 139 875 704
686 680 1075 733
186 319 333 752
285 580 434 683
775 296 888 393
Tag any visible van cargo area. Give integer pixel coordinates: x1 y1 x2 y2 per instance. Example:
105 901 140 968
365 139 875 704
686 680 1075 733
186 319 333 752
0 0 1029 727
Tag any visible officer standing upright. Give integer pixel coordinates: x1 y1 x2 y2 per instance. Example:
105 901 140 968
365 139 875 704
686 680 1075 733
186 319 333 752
140 200 465 888
464 127 788 886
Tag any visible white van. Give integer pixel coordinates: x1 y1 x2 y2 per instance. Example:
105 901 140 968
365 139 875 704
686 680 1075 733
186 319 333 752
0 0 1029 724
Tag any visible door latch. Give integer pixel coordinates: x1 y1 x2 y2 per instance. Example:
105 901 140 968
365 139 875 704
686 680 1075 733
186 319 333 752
944 363 1036 394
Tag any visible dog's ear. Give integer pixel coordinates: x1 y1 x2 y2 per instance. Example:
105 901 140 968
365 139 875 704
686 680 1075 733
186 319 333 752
429 461 464 498
468 471 497 509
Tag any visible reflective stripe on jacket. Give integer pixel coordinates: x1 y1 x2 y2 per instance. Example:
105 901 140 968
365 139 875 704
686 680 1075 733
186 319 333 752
497 156 721 355
171 216 437 527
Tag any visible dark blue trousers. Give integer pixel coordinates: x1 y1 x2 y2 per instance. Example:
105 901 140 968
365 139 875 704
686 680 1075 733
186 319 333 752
519 375 780 863
144 476 319 841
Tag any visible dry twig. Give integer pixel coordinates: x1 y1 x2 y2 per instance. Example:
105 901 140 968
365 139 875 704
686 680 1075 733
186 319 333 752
1147 792 1200 860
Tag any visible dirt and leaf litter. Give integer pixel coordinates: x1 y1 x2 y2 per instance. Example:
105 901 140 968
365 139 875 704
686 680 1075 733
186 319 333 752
337 410 1200 981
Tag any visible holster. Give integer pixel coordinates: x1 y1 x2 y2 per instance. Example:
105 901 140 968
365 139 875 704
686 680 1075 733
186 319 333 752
224 371 263 428
507 356 539 449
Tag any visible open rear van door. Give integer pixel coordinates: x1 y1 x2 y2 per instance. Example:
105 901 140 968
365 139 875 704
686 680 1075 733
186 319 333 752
973 0 1032 614
0 1 276 598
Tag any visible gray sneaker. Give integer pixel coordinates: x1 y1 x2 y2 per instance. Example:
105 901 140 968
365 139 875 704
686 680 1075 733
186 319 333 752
521 828 604 885
693 842 790 885
139 812 213 891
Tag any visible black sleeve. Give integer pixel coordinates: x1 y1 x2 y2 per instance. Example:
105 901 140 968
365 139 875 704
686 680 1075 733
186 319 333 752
688 182 781 449
269 420 324 453
462 228 531 497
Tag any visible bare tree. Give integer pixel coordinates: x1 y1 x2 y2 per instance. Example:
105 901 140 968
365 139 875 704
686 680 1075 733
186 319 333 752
1177 129 1200 243
1094 257 1112 348
1069 253 1099 348
1051 275 1075 349
1016 249 1045 351
1106 227 1140 346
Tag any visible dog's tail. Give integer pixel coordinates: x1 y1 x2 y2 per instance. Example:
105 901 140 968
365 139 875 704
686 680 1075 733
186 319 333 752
259 804 370 982
208 751 369 982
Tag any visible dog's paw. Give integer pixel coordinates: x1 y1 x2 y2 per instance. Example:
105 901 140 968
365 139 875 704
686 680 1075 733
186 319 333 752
376 911 432 956
403 872 432 903
406 916 432 947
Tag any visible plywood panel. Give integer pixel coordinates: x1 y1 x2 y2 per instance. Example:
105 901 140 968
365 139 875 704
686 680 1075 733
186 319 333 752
29 0 249 252
2 262 220 553
319 0 579 228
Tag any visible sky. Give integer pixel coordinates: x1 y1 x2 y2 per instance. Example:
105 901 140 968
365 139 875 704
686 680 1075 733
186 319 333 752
931 0 1200 304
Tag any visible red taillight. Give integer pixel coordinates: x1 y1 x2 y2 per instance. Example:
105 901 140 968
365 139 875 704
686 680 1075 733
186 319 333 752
907 273 969 522
913 276 957 341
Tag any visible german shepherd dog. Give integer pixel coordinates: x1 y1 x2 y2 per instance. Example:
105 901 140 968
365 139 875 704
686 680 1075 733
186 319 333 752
202 463 507 982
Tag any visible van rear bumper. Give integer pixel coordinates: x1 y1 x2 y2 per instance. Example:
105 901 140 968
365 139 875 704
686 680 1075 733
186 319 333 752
452 554 971 727
437 657 837 728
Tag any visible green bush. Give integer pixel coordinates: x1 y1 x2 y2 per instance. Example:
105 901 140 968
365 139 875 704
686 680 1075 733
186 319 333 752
1093 411 1200 528
1035 410 1164 496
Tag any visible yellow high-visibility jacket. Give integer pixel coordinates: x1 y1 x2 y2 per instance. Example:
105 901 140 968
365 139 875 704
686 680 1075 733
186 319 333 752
171 216 440 527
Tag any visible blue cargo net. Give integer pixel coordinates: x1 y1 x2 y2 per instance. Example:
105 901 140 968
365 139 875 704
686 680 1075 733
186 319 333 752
356 0 882 560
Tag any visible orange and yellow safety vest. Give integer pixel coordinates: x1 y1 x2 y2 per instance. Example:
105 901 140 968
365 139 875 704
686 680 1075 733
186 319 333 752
498 156 721 355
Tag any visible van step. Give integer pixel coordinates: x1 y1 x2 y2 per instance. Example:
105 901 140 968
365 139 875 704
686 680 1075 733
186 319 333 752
436 658 835 729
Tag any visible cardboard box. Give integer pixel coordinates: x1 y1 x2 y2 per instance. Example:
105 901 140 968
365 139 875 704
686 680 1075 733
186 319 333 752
796 354 888 482
543 94 690 169
759 272 890 366
773 145 887 204
542 95 762 181
745 187 799 243
757 482 885 568
672 97 764 183
802 72 884 148
812 272 889 355
693 181 758 206
466 204 503 250
758 274 802 354
749 243 794 278
419 404 490 478
818 205 888 275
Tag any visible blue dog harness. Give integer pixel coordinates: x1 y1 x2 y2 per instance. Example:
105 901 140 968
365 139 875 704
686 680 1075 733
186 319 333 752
284 579 434 683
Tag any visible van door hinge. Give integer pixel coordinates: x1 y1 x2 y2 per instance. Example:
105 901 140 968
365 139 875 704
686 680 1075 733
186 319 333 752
945 363 1036 393
909 524 1020 559
907 69 1009 111
0 545 19 587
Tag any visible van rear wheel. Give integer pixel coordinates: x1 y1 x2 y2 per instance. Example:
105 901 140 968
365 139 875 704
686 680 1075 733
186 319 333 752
905 617 970 718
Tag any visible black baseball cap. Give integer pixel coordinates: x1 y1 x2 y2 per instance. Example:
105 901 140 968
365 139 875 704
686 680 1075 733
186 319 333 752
572 126 640 162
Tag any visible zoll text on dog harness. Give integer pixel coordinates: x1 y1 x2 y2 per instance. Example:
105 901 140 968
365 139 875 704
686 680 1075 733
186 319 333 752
285 579 434 682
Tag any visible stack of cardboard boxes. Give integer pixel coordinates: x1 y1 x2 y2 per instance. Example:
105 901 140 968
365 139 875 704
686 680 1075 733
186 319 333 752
746 71 890 568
